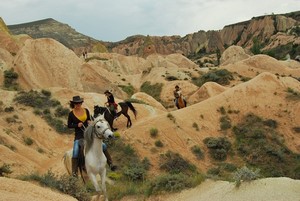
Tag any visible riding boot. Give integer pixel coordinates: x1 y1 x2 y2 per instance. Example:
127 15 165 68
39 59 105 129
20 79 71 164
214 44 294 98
71 158 78 177
103 149 117 171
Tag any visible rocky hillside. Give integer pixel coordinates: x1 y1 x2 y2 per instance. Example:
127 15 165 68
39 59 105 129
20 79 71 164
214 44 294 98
6 11 300 62
7 18 107 56
1 14 300 201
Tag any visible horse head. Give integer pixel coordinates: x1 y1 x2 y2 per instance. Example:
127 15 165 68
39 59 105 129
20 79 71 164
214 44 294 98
93 114 114 139
93 105 107 118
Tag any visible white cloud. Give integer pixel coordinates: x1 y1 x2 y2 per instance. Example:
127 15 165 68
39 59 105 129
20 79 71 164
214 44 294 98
0 0 299 42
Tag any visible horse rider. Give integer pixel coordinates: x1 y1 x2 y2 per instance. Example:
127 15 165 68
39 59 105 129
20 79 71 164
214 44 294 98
173 85 187 109
104 90 118 119
67 95 117 176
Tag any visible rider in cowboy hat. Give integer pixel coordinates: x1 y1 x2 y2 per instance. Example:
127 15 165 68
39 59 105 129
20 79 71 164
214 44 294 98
104 90 118 119
68 95 117 175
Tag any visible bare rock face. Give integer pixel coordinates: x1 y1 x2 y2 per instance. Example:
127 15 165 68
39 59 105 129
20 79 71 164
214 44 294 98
276 15 297 32
220 45 250 65
14 38 84 90
0 17 20 54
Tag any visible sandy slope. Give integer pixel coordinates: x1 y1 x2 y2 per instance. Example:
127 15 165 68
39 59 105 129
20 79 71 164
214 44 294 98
0 177 77 201
164 177 300 201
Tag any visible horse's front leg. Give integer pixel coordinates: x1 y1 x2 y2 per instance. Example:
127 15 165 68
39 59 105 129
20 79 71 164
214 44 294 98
87 171 101 192
100 168 108 201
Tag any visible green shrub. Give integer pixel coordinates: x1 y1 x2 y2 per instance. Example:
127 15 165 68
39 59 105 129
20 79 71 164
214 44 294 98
286 87 300 100
155 140 164 147
192 122 199 131
233 113 300 178
20 171 90 201
54 106 70 117
24 137 34 145
159 151 197 175
0 163 12 176
119 84 135 97
123 163 148 181
150 127 158 137
203 137 231 161
192 69 233 87
220 115 232 130
140 81 163 101
3 68 20 90
147 173 191 195
167 113 176 123
4 106 14 112
191 145 204 160
233 166 260 187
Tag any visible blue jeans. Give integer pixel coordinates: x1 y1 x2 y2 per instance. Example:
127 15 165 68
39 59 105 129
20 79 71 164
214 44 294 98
72 139 107 158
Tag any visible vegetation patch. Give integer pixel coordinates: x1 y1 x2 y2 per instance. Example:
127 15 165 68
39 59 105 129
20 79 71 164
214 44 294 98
3 68 20 90
118 84 135 97
14 90 71 134
203 137 232 161
233 166 260 187
140 81 163 102
19 171 90 201
192 69 233 87
233 113 300 179
286 87 300 101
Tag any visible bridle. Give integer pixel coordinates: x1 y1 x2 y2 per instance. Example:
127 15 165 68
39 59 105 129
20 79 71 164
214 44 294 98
93 119 110 139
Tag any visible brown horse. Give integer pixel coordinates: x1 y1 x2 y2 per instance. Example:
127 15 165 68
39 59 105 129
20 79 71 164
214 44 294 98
178 94 186 109
94 101 137 131
178 95 186 109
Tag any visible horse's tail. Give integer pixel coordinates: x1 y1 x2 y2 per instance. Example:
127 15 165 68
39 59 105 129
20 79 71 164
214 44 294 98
125 101 137 119
62 151 72 176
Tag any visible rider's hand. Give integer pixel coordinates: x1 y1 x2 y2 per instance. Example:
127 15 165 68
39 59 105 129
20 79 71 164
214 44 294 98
78 122 83 127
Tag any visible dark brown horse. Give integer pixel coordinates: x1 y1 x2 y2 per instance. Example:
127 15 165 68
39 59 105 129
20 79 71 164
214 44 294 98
94 101 137 131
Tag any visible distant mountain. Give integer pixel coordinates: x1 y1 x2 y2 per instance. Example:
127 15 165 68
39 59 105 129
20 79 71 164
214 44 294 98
8 18 105 55
7 11 300 61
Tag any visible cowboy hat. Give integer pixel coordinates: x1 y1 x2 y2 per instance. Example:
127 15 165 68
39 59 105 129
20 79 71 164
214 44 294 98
70 95 84 103
104 90 112 94
175 85 180 89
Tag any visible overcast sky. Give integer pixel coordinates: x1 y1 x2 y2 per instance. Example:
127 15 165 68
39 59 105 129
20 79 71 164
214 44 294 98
1 0 300 42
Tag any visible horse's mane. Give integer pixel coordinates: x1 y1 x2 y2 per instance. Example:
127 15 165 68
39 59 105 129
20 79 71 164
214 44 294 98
84 123 94 153
84 115 105 153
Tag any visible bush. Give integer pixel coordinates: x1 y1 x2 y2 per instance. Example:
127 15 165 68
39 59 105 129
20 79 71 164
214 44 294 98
24 137 34 146
123 163 148 181
3 68 20 90
191 145 204 160
203 137 231 161
155 140 164 147
192 69 233 87
150 128 158 137
119 84 135 97
147 173 191 195
20 171 90 201
4 106 14 112
159 151 197 175
192 122 199 131
0 163 12 176
233 113 300 178
220 115 232 130
233 166 260 187
140 81 163 102
54 106 70 117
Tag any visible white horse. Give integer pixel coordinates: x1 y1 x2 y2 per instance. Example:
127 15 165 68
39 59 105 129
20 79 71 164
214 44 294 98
63 114 114 201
